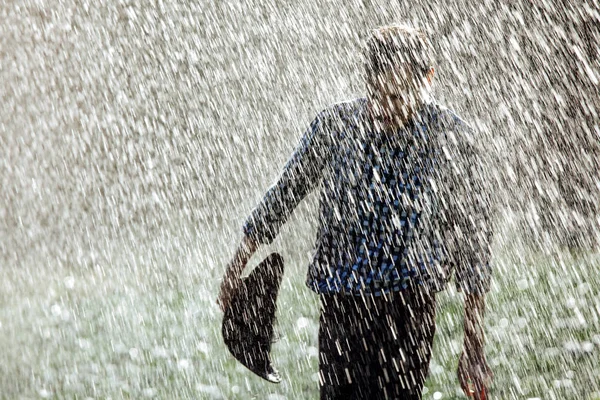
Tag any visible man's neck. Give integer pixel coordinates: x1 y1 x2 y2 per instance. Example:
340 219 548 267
366 100 424 133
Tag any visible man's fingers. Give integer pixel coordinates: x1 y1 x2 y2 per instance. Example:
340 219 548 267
472 368 492 399
457 360 472 396
472 384 487 400
480 388 488 400
458 366 488 398
458 375 470 396
472 378 484 399
457 350 492 398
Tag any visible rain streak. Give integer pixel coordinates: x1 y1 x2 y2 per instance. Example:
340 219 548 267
1 0 599 399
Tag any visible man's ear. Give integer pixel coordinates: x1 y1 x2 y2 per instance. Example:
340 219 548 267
426 67 435 84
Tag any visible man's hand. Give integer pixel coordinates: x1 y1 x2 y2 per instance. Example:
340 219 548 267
458 293 493 399
217 263 243 312
457 347 493 399
216 236 258 312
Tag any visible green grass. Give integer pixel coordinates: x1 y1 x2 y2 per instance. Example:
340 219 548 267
1 225 599 399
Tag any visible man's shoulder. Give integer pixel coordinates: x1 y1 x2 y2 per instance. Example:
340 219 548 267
425 102 469 129
313 97 368 140
425 102 478 149
319 97 367 122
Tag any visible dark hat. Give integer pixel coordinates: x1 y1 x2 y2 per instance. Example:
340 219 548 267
222 252 285 383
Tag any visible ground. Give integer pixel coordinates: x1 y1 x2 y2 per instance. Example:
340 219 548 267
1 220 599 400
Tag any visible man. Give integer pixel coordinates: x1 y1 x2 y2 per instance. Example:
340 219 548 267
218 24 494 399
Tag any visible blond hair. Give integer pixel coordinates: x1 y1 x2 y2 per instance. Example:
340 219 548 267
363 24 434 79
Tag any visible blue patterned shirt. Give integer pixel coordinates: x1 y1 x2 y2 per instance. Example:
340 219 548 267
243 97 493 296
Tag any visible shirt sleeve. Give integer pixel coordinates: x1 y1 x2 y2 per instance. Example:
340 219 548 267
242 109 333 246
445 115 494 295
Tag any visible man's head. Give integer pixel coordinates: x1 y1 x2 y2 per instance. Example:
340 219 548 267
363 24 435 130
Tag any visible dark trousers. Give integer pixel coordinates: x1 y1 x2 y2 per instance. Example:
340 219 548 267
318 286 437 400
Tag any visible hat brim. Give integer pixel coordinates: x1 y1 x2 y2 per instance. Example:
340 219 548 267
222 252 285 383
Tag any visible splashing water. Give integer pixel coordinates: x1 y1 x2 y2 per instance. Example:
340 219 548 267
1 0 599 398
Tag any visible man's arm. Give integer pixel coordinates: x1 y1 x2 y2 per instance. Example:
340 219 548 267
217 235 258 312
458 293 492 399
242 108 333 246
448 115 495 399
218 108 333 311
444 113 494 295
463 294 486 353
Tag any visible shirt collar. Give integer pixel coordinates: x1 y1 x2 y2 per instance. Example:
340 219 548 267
363 97 434 143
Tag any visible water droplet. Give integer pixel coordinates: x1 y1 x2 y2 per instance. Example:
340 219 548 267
296 316 310 330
